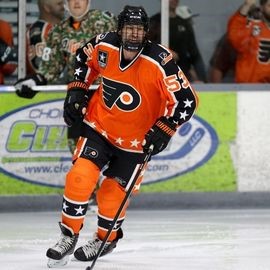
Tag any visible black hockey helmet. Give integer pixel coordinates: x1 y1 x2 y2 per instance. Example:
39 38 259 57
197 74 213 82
117 5 149 32
117 5 149 51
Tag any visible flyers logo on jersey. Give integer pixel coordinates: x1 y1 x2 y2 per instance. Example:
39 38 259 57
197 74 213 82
159 52 172 66
102 77 141 111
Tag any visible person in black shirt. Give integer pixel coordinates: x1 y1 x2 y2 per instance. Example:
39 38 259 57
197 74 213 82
149 0 206 82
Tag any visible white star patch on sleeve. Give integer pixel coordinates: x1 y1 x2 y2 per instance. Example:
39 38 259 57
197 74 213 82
183 98 194 108
74 67 83 76
76 54 82 62
180 110 189 120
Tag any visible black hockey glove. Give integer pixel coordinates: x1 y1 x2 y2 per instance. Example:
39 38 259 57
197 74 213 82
142 116 177 155
0 38 17 64
14 73 46 99
63 82 90 127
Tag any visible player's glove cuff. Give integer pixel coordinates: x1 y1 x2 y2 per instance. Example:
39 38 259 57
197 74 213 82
64 81 90 127
67 81 89 91
155 117 177 137
142 116 177 155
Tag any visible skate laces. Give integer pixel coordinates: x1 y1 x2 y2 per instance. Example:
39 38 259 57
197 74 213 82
82 238 110 259
53 234 75 254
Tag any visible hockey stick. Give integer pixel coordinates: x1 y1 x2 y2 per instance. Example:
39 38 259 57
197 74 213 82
85 145 154 270
0 85 98 92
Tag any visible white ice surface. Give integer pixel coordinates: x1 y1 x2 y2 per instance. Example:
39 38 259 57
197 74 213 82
1 209 270 270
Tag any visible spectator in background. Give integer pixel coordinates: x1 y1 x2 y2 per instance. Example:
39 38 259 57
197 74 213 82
208 34 236 83
26 0 65 74
15 0 116 154
0 18 17 84
149 0 207 82
209 5 261 83
38 0 116 86
227 0 270 82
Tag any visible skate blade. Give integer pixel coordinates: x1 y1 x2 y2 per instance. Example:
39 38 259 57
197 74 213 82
47 256 70 268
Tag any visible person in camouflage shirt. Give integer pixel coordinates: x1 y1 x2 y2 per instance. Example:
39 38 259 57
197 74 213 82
39 1 116 83
15 0 116 152
26 0 65 75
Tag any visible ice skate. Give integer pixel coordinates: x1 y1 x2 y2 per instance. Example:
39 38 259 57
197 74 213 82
74 228 123 261
46 222 78 268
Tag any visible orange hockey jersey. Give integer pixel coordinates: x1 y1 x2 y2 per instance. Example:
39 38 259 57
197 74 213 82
70 32 198 153
228 12 270 82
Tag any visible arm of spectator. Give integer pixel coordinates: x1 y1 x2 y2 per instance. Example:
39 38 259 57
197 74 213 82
0 38 17 65
227 7 253 54
0 19 17 83
208 66 224 83
239 0 257 16
208 34 236 83
0 39 17 80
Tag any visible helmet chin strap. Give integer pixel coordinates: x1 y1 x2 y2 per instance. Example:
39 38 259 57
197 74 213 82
123 41 142 51
64 0 91 20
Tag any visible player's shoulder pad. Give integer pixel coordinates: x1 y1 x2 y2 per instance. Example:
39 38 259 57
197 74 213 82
143 41 174 67
86 31 119 48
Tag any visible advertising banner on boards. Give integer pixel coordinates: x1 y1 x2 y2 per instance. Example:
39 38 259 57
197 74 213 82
0 91 236 194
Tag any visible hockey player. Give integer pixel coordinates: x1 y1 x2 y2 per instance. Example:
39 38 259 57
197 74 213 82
15 0 116 153
45 5 198 268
